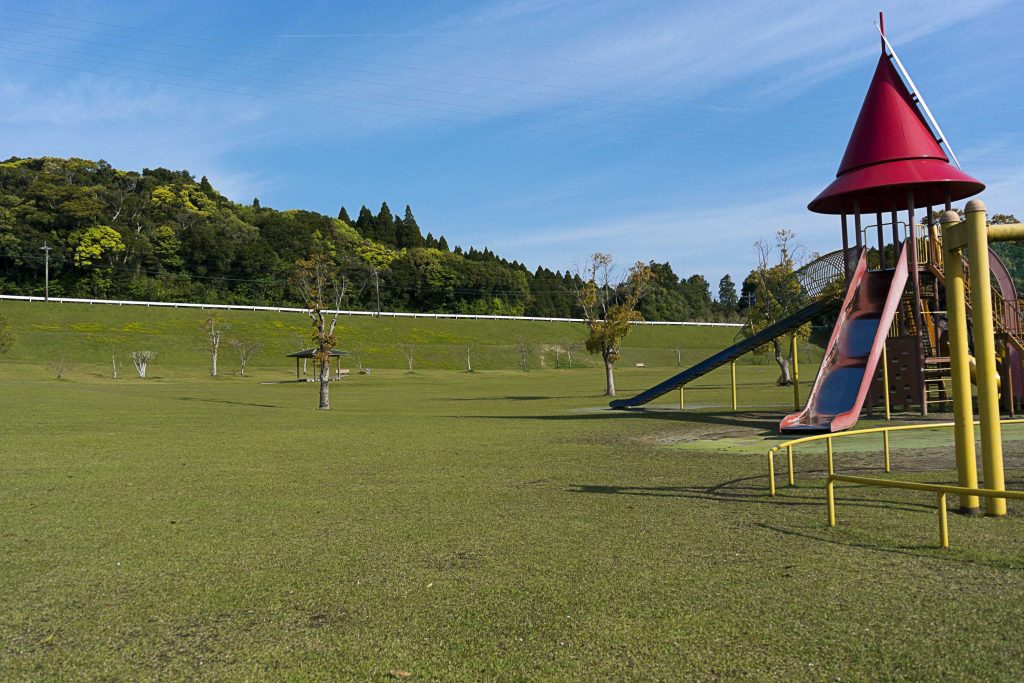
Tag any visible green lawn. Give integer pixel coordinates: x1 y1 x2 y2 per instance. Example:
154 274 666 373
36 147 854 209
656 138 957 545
3 356 1024 681
0 299 823 373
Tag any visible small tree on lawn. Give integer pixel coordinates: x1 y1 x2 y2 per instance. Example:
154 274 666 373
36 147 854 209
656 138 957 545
396 343 415 372
465 344 475 373
515 341 532 371
562 340 582 369
131 351 155 378
229 339 263 377
574 254 655 397
743 229 810 386
202 311 226 377
292 254 346 410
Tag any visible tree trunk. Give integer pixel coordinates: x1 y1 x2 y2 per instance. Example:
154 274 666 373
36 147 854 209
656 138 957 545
567 350 573 368
211 348 218 377
111 350 117 379
555 350 561 368
675 348 682 367
773 338 793 386
319 357 330 409
604 356 616 396
466 348 472 372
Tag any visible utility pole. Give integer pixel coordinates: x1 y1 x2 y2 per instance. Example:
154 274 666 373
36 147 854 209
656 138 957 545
40 242 51 301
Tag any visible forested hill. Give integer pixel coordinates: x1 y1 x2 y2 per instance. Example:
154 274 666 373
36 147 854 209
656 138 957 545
0 157 737 321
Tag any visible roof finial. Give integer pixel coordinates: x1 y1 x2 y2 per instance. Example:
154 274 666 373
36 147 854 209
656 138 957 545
879 11 885 52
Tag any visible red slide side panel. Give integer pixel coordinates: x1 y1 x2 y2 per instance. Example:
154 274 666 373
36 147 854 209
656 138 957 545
780 244 910 433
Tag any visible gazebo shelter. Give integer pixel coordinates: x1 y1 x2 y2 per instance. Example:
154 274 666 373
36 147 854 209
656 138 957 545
286 348 351 381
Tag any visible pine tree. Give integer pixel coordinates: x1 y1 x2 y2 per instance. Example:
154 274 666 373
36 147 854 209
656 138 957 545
356 205 375 238
424 232 436 248
376 202 396 245
718 274 738 310
396 205 424 249
252 197 261 209
438 235 450 251
199 175 215 197
337 206 351 224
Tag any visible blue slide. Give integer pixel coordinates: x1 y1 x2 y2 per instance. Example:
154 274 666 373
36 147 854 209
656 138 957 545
609 297 840 409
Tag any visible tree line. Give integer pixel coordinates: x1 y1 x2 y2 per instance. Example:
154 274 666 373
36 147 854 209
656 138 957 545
0 156 741 321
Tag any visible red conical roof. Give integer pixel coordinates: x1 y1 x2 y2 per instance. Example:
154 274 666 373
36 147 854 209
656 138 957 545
809 54 983 214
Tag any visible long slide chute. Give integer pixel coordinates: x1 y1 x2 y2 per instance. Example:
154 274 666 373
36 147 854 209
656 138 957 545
609 296 840 410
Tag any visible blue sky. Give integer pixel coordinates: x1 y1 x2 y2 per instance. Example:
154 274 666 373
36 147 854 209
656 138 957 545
1 1 1022 287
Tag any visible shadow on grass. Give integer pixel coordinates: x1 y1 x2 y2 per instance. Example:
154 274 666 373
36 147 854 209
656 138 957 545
175 397 278 409
568 473 931 515
455 409 786 434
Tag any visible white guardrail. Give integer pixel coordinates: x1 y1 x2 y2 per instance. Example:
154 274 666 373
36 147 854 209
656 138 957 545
0 294 743 327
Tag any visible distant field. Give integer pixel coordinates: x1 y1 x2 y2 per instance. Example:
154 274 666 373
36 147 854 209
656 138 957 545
3 360 1024 680
0 299 824 375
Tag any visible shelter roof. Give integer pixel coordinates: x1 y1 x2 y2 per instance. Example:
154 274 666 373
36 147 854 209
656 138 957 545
286 348 350 358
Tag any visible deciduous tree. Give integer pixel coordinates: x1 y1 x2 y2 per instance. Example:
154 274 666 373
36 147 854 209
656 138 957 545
292 253 346 410
574 254 655 396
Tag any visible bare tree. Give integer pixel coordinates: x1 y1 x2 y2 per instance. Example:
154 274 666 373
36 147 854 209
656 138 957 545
202 311 226 377
562 340 582 369
292 254 346 410
130 351 155 378
229 339 263 377
515 341 532 371
573 254 655 396
674 348 682 367
111 347 118 379
396 343 415 372
465 344 475 373
50 356 74 380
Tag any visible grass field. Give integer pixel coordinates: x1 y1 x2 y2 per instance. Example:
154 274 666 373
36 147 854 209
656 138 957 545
3 303 1024 680
0 299 825 374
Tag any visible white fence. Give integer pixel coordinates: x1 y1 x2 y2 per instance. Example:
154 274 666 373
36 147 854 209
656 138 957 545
0 294 744 328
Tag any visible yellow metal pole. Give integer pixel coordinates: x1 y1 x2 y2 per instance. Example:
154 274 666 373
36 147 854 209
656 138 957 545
937 493 949 549
883 431 891 473
679 386 684 410
827 437 834 475
966 200 1007 516
827 479 836 527
730 361 737 411
787 445 794 487
942 210 980 513
767 451 776 497
882 344 891 420
791 333 800 410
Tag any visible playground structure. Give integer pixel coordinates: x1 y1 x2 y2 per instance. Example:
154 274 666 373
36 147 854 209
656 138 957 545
615 16 1024 436
614 16 1024 541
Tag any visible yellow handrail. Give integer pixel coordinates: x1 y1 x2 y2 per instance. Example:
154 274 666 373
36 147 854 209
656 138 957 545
765 418 1024 496
827 474 1024 548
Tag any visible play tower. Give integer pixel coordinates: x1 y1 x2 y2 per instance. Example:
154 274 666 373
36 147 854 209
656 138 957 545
613 18 1023 433
780 18 1024 430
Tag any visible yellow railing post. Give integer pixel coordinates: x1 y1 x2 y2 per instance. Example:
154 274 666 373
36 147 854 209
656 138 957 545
730 361 737 411
767 450 776 497
827 478 836 527
882 344 891 420
787 445 795 487
827 437 834 475
679 386 684 410
791 333 800 410
942 210 980 513
937 493 949 549
883 430 891 473
966 200 1007 516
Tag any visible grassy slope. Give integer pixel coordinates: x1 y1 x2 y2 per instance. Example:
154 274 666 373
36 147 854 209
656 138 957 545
2 359 1024 680
0 300 823 375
